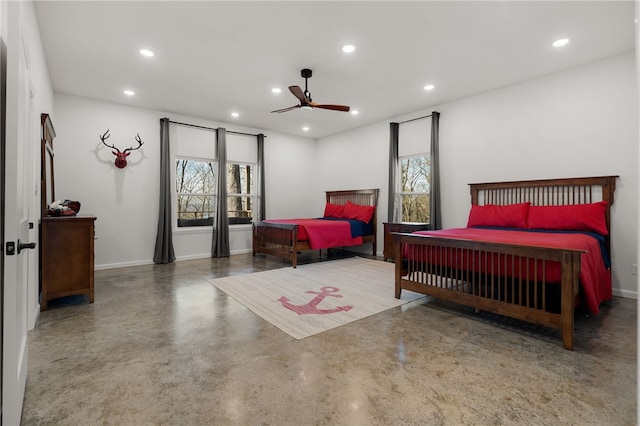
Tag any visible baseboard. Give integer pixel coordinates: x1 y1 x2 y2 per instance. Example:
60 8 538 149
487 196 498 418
95 259 155 270
613 288 638 299
95 250 255 270
231 248 252 255
28 305 40 331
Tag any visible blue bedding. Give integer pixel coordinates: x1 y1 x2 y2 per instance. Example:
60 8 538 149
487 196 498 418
318 217 374 238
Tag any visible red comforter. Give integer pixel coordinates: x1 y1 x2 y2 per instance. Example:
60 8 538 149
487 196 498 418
406 228 611 314
264 219 363 250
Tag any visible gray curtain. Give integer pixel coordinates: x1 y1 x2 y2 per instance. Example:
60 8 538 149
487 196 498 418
388 122 399 222
153 118 176 263
257 133 265 221
429 111 441 230
212 128 230 257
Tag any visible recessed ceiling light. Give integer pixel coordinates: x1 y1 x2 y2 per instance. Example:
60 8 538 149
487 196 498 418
302 126 310 131
231 112 239 118
123 90 135 96
139 49 154 57
272 87 282 94
350 110 359 115
342 44 355 53
552 38 570 47
424 84 435 91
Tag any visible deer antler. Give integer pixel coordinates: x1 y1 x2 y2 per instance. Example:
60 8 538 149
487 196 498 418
99 129 119 152
99 130 143 169
123 134 143 153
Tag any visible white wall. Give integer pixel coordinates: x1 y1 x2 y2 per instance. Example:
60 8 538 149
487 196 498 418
313 121 390 253
317 52 638 299
52 94 316 268
264 132 318 219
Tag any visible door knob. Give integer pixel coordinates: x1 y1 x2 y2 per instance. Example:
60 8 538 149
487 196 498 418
17 239 36 254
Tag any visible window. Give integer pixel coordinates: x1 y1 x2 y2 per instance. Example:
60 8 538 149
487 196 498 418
176 158 215 227
227 162 254 225
400 154 430 222
172 126 260 229
393 117 431 224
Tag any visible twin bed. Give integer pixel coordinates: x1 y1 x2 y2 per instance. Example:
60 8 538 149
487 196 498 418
252 189 379 268
252 176 617 349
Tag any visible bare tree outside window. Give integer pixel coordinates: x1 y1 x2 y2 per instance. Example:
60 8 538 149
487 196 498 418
176 159 215 227
400 155 430 222
227 162 254 224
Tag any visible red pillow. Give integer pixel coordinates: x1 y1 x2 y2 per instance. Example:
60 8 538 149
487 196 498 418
323 203 345 218
342 201 375 223
467 203 530 229
527 201 608 235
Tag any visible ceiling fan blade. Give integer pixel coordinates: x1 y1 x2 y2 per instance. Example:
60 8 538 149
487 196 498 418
311 103 351 112
289 86 308 103
270 105 301 113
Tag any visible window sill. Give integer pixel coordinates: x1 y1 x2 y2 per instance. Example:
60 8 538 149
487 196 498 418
174 223 253 235
174 226 212 235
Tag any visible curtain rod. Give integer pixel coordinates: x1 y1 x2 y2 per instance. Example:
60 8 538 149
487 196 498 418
168 120 265 138
396 113 432 125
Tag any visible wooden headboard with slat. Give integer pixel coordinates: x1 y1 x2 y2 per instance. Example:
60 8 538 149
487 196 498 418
326 188 379 207
469 176 618 253
326 187 379 230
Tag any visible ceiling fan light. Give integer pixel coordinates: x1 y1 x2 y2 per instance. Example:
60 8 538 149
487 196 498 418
300 105 313 111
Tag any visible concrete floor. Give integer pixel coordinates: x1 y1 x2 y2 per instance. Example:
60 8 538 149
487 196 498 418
22 252 637 425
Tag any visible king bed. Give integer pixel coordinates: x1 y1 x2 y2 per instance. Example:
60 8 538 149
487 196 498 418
253 189 379 268
394 176 617 350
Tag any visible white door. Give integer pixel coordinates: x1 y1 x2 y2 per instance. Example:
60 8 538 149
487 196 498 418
0 26 5 425
2 2 34 422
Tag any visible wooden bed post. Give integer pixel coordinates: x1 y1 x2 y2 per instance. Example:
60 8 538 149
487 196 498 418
560 251 581 350
291 226 298 268
394 233 403 299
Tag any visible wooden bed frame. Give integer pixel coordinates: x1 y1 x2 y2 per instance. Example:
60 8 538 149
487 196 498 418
394 176 617 350
253 189 379 268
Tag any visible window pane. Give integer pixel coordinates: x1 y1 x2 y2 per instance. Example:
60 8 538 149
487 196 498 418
227 163 253 195
177 195 215 227
176 159 215 227
176 159 215 195
228 195 253 224
401 194 430 222
401 156 430 193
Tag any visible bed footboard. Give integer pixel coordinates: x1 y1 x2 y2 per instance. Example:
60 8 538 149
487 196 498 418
253 222 300 268
394 233 583 350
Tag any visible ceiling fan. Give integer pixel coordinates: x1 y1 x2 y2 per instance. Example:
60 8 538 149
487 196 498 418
271 68 350 113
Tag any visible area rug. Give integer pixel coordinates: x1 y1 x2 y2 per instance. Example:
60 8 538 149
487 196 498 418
205 257 424 339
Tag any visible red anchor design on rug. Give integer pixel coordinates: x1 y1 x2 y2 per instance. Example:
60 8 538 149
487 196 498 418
278 286 353 315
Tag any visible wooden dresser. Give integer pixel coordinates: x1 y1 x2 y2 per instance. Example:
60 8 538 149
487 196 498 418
40 215 96 310
383 222 430 261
